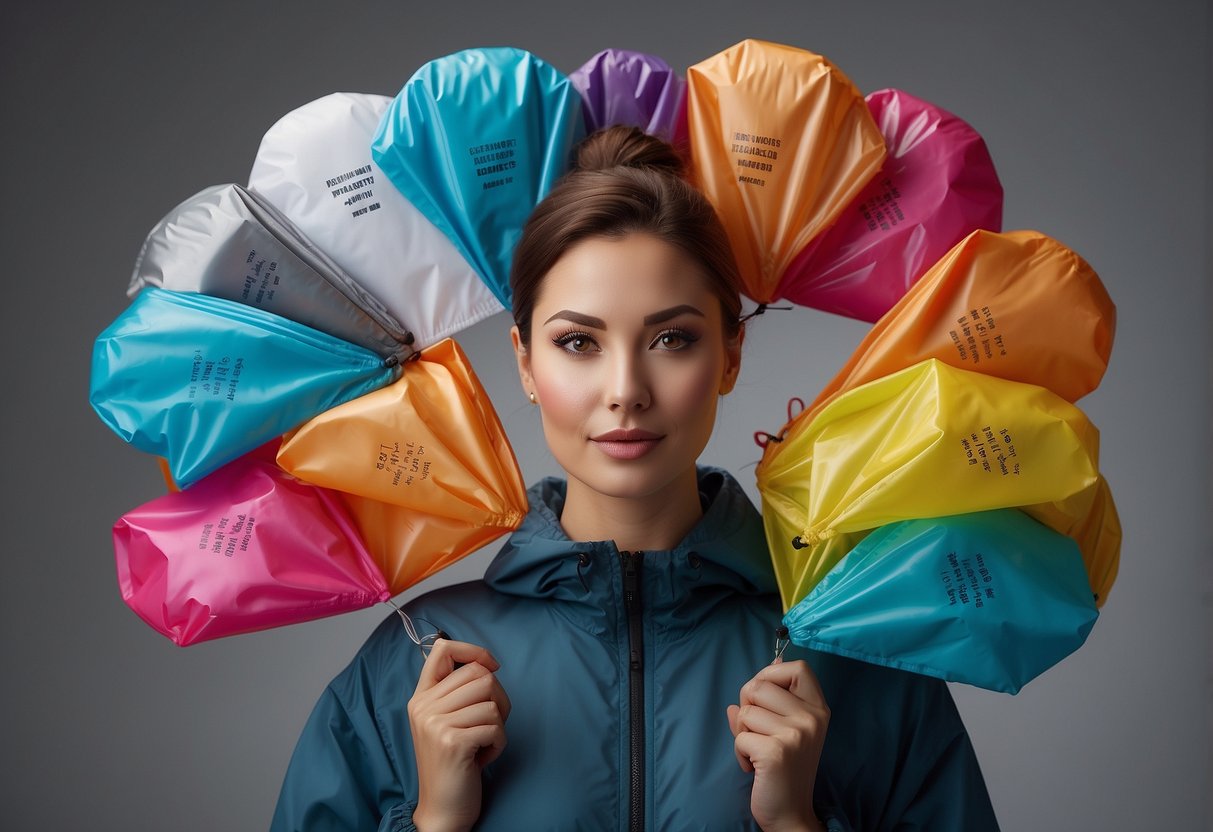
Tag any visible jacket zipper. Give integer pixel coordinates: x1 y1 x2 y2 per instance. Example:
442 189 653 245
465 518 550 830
620 550 645 832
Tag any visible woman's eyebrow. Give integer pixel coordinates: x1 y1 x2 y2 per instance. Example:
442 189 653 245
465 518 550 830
544 310 606 328
542 305 705 329
643 305 705 325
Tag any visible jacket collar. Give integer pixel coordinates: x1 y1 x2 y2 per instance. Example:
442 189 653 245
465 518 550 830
484 467 777 635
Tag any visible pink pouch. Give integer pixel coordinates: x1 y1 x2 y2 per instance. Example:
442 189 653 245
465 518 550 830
113 453 390 646
777 89 1003 321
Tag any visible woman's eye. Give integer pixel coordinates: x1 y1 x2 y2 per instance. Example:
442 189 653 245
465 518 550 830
553 332 596 354
654 329 698 351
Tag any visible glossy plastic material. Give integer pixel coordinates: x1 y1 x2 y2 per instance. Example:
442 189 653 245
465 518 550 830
276 338 527 593
757 359 1101 597
568 49 686 141
339 494 520 596
128 183 414 362
90 287 396 486
113 453 390 646
778 89 1003 321
686 39 886 303
1025 475 1121 607
248 92 504 349
372 47 584 308
763 463 1120 617
808 229 1116 418
783 510 1098 693
760 517 869 614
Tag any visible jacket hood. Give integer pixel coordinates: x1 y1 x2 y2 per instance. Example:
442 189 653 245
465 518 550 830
484 466 778 618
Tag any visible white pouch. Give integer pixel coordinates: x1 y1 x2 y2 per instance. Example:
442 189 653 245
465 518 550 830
248 92 503 349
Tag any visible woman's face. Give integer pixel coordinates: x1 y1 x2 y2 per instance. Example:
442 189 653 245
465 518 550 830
512 233 742 503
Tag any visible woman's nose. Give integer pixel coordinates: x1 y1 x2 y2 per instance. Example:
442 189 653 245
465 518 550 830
606 352 651 411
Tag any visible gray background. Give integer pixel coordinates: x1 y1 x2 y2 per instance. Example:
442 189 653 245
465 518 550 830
2 1 1208 829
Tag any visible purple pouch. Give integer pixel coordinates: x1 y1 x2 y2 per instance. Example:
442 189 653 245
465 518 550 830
569 49 686 142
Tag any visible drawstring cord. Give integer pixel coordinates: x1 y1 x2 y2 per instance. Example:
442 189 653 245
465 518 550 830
385 598 449 659
753 397 806 449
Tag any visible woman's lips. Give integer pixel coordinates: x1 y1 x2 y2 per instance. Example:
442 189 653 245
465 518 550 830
590 429 663 460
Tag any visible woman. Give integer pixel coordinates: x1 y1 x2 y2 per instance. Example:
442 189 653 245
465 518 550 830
271 126 999 831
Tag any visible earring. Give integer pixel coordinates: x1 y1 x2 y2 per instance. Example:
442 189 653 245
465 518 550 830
529 392 537 405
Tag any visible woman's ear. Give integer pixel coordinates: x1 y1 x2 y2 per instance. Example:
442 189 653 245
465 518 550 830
511 325 535 399
718 323 745 395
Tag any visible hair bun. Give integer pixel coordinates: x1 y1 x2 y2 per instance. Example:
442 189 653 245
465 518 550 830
574 125 684 177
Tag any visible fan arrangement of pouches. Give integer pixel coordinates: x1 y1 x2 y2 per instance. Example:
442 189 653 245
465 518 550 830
91 39 1119 690
90 46 591 645
681 41 1120 693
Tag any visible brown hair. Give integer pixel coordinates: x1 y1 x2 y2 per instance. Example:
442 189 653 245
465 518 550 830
510 125 743 345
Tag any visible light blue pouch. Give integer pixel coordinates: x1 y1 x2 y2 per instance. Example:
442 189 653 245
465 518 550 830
371 47 584 308
91 287 398 487
783 509 1098 694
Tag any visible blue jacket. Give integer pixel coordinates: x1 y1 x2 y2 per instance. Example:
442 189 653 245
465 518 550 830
271 467 999 831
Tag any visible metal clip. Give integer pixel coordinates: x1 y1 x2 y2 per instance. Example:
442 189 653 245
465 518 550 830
773 625 790 663
386 599 448 660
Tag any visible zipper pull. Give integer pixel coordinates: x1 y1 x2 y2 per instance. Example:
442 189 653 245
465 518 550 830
622 550 640 594
621 551 643 671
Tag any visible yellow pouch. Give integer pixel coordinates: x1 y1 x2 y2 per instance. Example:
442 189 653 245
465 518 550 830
762 495 869 612
686 39 886 303
758 359 1100 554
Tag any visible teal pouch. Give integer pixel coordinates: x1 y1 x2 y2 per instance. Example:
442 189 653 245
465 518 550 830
90 287 397 486
783 509 1098 693
372 47 584 308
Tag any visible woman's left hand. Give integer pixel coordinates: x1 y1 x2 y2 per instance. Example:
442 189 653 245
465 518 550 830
727 658 830 832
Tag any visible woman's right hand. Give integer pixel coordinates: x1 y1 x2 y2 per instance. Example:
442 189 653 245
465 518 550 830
408 639 510 832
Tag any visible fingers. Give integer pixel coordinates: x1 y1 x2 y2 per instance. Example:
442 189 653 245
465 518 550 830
417 638 500 690
731 681 829 745
729 660 830 775
408 642 511 778
731 664 828 735
424 665 510 716
470 721 509 767
412 639 511 724
744 659 826 707
726 704 754 773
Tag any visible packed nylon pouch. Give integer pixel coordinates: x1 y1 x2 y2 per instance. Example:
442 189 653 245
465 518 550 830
128 183 416 362
1025 474 1122 608
764 520 870 613
803 229 1116 422
686 39 886 303
372 47 585 309
568 49 686 143
783 510 1098 693
276 338 528 593
338 494 523 596
762 457 1120 617
757 359 1101 604
777 88 1004 321
248 92 503 349
113 451 391 646
90 287 398 486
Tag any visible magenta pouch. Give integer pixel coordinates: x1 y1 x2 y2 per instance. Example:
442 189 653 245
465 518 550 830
777 89 1003 321
113 453 390 646
568 49 686 142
